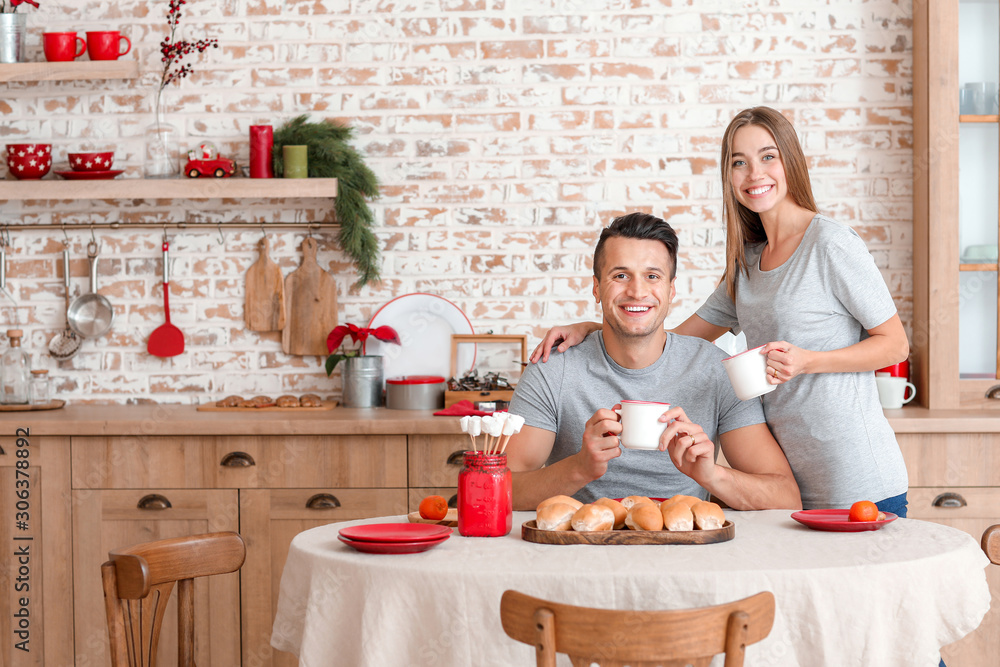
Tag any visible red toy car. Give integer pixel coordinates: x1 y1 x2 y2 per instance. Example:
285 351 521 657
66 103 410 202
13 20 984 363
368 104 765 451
185 157 236 178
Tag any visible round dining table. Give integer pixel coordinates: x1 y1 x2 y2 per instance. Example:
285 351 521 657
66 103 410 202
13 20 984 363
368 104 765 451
270 510 991 667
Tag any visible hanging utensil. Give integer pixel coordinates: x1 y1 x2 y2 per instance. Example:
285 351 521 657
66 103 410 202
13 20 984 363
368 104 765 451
147 238 185 358
66 240 115 338
245 234 285 332
48 244 82 360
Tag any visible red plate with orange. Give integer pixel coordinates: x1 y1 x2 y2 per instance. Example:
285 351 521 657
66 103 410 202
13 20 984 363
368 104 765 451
791 509 897 532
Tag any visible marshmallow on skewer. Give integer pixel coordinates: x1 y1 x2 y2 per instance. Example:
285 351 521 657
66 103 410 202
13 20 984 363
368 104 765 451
486 415 505 453
459 416 471 433
499 414 526 454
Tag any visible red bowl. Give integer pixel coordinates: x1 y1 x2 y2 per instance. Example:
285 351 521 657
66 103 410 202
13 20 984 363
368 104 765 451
6 144 52 180
67 151 114 172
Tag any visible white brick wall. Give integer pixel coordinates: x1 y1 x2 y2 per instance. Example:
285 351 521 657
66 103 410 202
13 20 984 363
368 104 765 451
0 0 913 404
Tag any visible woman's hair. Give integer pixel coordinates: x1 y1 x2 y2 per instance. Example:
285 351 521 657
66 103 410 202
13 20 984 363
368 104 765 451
720 107 817 299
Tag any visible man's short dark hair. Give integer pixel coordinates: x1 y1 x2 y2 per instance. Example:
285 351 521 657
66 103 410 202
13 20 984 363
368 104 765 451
593 212 678 280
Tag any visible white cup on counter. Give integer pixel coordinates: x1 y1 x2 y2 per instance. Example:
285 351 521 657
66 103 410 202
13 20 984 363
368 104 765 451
876 376 916 409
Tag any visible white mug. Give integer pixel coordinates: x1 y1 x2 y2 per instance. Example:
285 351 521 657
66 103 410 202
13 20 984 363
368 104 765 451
615 400 671 450
875 376 916 409
721 345 777 401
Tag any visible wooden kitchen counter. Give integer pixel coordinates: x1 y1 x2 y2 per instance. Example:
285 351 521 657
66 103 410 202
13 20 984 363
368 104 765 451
0 403 464 437
886 406 1000 433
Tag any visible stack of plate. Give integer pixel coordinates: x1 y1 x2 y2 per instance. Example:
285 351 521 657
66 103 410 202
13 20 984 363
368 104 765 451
338 523 452 554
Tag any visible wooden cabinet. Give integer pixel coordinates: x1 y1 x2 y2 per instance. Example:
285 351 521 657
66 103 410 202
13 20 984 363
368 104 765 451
407 434 468 510
897 431 1000 665
913 0 1000 409
0 434 73 667
70 433 409 667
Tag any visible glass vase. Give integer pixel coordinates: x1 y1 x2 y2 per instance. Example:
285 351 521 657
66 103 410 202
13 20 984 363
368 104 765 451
144 90 179 178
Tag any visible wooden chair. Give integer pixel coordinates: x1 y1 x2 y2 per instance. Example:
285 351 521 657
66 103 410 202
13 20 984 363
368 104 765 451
101 531 246 667
984 525 1000 565
500 589 775 667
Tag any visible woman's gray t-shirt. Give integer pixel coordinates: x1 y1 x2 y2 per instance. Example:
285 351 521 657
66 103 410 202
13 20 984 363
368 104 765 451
696 214 908 509
509 331 766 504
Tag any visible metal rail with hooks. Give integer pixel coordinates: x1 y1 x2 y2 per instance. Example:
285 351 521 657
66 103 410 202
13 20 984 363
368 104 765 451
0 222 340 232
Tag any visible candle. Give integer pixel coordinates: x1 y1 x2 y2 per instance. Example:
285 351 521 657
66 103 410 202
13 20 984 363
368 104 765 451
283 145 308 179
249 125 273 178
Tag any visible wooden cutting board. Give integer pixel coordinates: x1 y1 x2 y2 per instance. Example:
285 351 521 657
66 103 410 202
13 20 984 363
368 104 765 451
520 520 734 545
282 237 338 356
245 236 285 332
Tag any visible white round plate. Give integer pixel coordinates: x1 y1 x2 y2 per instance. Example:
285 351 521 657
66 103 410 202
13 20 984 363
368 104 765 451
364 293 476 380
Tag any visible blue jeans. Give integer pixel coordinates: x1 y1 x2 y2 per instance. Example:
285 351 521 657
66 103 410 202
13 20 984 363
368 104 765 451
875 491 907 518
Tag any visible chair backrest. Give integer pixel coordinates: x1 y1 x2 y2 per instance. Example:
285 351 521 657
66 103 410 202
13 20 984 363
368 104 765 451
984 525 1000 565
500 589 775 667
101 531 246 667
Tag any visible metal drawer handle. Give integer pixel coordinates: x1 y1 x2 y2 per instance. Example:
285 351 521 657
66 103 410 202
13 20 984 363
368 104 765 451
987 385 1000 400
137 494 172 510
446 450 466 465
932 492 967 508
306 493 341 510
448 494 458 508
220 451 256 467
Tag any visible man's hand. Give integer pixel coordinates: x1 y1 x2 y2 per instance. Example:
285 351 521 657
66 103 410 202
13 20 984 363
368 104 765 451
574 407 623 482
659 406 718 487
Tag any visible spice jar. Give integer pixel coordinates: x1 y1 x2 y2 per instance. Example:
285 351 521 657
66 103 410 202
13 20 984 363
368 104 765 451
457 452 512 537
30 369 50 405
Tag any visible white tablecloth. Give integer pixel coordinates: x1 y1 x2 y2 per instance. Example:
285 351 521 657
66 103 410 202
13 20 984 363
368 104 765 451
270 510 991 667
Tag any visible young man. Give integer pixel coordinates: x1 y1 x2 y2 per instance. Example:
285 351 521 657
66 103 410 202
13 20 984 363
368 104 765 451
506 212 801 511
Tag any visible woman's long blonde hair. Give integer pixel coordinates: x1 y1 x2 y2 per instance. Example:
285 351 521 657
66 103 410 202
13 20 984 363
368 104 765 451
720 107 817 299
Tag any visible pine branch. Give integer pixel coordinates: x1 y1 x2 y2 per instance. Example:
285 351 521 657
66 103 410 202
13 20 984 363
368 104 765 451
272 115 381 288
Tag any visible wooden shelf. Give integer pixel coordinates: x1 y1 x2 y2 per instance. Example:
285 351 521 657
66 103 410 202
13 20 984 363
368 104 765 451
959 262 999 271
0 60 139 83
0 177 338 201
959 114 1000 123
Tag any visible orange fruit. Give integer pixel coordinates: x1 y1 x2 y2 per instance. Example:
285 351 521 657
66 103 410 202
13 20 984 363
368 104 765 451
848 500 879 522
419 495 448 521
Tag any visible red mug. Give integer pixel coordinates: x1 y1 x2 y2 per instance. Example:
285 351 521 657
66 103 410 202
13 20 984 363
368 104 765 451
877 360 910 379
43 32 87 62
86 31 132 61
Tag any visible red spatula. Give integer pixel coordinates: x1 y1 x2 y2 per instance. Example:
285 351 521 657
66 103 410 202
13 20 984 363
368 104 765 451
147 239 185 358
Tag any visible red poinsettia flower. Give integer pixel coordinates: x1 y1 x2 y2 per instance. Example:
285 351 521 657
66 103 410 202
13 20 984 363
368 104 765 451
11 0 41 8
325 324 400 376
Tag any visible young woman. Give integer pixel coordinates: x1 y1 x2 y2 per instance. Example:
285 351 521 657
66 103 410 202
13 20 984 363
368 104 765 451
531 106 910 515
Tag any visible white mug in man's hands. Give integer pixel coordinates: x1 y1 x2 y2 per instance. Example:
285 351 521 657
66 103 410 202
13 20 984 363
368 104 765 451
875 376 916 409
721 345 777 401
615 400 671 450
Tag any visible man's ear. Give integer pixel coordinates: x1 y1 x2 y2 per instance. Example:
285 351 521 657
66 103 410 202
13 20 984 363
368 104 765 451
593 276 600 303
670 277 676 303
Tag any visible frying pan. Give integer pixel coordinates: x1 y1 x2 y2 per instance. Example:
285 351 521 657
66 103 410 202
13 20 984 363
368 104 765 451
67 241 115 338
48 245 82 359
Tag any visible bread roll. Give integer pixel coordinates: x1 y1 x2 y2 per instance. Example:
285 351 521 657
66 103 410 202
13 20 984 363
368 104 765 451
691 500 725 530
276 395 299 408
217 395 242 408
625 503 664 531
300 393 322 407
594 497 627 529
536 495 584 513
664 494 700 509
621 495 654 511
250 395 275 407
536 502 577 531
660 501 694 531
571 504 615 532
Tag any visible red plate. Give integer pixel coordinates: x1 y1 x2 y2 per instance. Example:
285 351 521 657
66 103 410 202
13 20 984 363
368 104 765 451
338 523 453 543
55 169 124 180
338 533 450 554
791 509 898 532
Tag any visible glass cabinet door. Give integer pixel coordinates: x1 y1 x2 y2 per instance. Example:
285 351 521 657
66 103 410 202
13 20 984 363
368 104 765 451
957 0 1000 379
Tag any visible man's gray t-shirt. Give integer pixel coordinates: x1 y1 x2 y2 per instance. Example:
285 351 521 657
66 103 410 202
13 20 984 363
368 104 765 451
509 331 766 504
696 214 908 509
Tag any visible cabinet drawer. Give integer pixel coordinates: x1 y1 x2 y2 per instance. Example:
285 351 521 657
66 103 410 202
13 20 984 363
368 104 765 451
897 433 1000 487
263 488 408 520
906 487 1000 521
72 435 407 489
408 435 470 487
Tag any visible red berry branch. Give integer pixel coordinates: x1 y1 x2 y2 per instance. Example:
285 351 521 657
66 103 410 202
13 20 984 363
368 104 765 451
158 0 219 93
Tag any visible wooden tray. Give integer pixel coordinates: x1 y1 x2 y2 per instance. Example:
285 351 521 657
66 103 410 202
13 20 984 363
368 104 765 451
196 400 337 412
0 399 65 412
521 519 735 545
407 509 459 527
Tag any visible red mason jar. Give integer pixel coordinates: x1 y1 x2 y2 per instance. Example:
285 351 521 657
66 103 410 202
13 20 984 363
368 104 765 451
457 452 512 537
